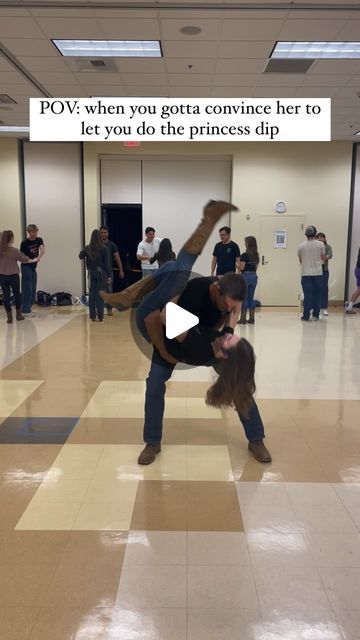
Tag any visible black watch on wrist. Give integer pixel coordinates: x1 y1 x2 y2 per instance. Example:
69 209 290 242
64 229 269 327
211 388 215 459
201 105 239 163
224 326 234 335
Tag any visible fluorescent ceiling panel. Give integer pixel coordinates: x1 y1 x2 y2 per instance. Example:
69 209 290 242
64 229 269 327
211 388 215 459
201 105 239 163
272 42 360 59
53 40 162 58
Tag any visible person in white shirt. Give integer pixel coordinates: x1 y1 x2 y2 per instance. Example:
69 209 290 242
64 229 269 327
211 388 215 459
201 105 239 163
297 225 325 321
136 227 162 278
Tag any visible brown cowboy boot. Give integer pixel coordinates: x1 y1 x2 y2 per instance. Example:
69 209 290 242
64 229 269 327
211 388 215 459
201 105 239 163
6 310 13 324
138 443 161 465
248 440 272 463
16 308 24 321
183 200 238 255
100 275 157 311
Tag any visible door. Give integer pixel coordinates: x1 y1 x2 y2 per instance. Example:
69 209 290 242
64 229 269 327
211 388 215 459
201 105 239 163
258 215 304 306
101 204 142 291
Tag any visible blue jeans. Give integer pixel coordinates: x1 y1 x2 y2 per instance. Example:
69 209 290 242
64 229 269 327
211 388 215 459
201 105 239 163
321 269 329 309
104 273 113 311
89 270 105 320
136 248 197 341
242 271 258 310
143 349 265 444
21 265 37 313
301 275 323 320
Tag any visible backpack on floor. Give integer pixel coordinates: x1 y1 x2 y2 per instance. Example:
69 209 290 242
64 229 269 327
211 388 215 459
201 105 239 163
36 290 52 306
52 291 72 306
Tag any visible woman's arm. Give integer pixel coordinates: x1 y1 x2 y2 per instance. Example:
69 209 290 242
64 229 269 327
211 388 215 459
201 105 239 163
144 311 178 364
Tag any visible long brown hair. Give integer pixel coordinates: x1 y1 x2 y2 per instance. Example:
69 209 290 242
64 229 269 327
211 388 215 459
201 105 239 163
88 229 103 260
206 338 256 416
0 230 14 255
245 236 259 265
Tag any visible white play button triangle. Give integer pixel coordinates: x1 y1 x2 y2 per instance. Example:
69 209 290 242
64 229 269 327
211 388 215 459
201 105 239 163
165 302 199 340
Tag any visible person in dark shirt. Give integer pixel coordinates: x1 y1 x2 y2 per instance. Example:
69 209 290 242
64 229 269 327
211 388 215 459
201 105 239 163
150 238 176 267
20 223 45 316
127 201 271 466
99 226 124 316
211 226 241 276
238 236 260 325
79 229 111 321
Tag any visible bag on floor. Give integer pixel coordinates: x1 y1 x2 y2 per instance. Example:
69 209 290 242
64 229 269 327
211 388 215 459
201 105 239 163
37 290 52 306
52 291 72 306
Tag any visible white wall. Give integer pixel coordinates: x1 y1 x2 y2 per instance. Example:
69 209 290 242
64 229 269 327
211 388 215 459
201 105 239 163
348 144 360 299
23 142 83 296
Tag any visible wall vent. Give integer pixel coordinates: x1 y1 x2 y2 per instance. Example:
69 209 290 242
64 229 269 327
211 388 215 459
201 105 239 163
74 58 118 73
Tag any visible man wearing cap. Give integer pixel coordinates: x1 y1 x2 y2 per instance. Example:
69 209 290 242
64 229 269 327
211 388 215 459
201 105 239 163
297 225 326 321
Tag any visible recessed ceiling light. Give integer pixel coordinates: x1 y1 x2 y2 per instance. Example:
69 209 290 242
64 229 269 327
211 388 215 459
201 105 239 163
52 40 162 58
180 26 202 36
272 42 360 59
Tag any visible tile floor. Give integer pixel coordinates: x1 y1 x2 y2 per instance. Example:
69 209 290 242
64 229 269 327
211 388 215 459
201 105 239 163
0 306 359 639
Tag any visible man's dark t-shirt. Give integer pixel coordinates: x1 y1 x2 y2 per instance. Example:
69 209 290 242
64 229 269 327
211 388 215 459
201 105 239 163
104 240 119 269
20 237 44 269
213 241 240 275
178 276 226 327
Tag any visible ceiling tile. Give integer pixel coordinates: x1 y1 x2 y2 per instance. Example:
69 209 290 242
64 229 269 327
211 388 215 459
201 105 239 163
17 56 70 72
278 19 346 40
295 87 339 98
336 20 360 40
218 41 274 58
212 86 255 97
257 74 306 87
216 59 266 74
98 18 160 39
0 17 44 38
214 74 259 87
166 59 215 73
160 18 222 40
32 72 78 85
114 59 165 73
121 74 167 86
1 39 58 57
170 86 210 97
303 75 352 87
163 41 218 58
252 87 298 98
74 73 123 86
311 60 360 75
118 86 168 97
168 74 212 86
35 18 102 39
222 19 284 41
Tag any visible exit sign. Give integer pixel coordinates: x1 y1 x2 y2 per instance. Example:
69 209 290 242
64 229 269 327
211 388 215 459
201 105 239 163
123 141 141 147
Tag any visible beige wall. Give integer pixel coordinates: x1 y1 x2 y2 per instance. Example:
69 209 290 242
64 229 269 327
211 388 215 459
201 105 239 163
232 142 352 301
84 140 352 301
0 138 22 243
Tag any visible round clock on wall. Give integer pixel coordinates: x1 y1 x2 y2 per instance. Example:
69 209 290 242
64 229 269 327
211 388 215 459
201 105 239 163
275 201 286 213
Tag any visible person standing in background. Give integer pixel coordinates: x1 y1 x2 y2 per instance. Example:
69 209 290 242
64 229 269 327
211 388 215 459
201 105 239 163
315 232 333 316
238 236 259 325
99 226 124 316
136 227 162 278
211 226 241 276
297 225 325 322
0 230 38 323
20 224 45 317
79 230 111 322
345 247 360 314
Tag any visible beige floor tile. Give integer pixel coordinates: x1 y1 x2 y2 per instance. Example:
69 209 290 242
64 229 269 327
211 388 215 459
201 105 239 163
61 530 127 566
261 611 343 640
187 531 250 566
116 564 187 609
124 531 186 565
247 532 314 567
131 481 188 531
187 482 244 532
188 608 262 640
108 607 187 640
0 606 38 640
43 561 122 610
84 477 138 504
0 563 55 607
318 567 360 611
73 499 137 530
253 565 331 612
15 500 81 531
188 565 258 609
0 380 43 416
29 604 115 640
0 531 69 566
187 445 234 481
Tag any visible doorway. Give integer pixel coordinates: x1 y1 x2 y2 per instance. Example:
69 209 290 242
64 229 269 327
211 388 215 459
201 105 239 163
101 204 142 292
258 215 305 306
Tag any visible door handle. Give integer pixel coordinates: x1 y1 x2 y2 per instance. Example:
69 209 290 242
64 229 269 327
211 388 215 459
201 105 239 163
262 255 269 265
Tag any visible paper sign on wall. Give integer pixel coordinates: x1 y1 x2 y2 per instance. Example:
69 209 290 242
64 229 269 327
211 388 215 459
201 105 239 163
274 230 287 249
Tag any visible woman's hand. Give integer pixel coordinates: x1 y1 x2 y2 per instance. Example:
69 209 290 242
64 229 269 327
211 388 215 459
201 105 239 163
159 350 178 365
